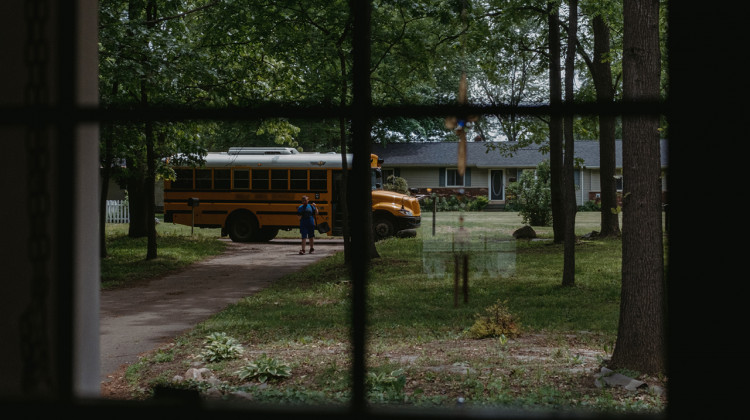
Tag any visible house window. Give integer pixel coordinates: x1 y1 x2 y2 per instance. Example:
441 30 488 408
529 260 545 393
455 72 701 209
446 168 464 187
382 168 395 181
615 176 624 191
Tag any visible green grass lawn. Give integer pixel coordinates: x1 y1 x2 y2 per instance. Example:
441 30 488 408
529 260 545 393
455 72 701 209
104 210 667 414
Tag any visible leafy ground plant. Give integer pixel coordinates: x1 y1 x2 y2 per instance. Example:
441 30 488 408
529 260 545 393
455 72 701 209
235 353 292 383
466 299 522 339
201 332 243 362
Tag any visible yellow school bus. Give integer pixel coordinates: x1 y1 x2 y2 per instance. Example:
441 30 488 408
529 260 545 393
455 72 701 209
163 147 421 242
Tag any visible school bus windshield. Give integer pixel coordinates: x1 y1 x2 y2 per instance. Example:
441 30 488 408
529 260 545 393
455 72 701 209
372 168 383 190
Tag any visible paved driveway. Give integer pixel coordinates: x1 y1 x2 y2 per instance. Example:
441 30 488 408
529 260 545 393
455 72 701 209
99 238 344 385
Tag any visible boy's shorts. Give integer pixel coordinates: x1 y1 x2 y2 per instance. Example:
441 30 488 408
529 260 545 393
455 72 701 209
300 221 315 239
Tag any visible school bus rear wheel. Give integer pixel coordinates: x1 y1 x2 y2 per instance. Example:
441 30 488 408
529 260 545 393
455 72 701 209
255 227 279 242
227 212 259 242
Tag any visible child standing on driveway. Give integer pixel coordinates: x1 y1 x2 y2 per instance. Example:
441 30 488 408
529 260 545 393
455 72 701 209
297 196 318 254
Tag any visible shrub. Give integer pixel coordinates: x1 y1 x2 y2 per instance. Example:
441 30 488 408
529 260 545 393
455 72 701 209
466 300 521 339
578 200 601 212
367 368 406 402
200 332 244 362
419 195 488 212
235 353 292 383
383 175 409 195
467 195 489 211
514 161 552 226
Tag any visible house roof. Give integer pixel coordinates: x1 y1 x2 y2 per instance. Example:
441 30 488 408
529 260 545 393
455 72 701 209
372 139 668 169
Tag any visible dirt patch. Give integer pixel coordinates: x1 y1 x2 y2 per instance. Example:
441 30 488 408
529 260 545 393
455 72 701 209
101 332 667 408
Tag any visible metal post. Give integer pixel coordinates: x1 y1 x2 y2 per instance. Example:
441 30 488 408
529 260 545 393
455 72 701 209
454 253 459 307
432 194 436 236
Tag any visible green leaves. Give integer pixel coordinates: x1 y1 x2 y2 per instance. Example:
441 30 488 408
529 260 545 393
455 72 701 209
201 332 244 362
235 353 292 383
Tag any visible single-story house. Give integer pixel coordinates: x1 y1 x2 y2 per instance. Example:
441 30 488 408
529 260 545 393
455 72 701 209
371 140 668 207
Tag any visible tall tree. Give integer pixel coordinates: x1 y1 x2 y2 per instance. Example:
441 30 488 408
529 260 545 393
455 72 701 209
561 0 578 286
143 0 158 259
547 1 565 243
591 10 621 237
578 0 622 237
610 0 665 375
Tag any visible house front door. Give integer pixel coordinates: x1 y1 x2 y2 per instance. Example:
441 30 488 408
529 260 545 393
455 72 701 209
490 170 504 200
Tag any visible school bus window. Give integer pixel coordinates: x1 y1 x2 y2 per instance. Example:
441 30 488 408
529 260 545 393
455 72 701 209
233 169 249 190
290 169 307 190
271 169 289 190
215 169 231 190
196 169 212 189
171 168 193 189
252 169 269 190
310 169 327 190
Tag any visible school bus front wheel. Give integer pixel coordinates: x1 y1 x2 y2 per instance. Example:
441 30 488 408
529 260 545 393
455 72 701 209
373 215 396 241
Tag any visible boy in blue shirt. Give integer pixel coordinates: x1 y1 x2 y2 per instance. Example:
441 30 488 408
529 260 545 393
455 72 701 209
297 196 318 254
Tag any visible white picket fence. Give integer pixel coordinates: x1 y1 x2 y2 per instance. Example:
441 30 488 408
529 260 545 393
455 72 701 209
106 200 129 223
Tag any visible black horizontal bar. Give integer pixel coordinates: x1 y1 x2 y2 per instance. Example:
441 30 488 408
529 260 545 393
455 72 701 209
0 101 669 125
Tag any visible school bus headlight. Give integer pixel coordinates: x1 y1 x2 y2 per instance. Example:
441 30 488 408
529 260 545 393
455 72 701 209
399 209 413 216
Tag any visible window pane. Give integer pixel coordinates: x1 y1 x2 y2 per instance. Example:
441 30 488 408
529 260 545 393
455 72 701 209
446 169 463 186
171 169 193 190
195 169 212 189
271 169 289 190
252 169 269 190
310 170 327 190
233 169 249 190
290 169 307 190
215 169 231 190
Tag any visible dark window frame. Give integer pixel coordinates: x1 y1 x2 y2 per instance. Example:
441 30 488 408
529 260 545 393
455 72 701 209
31 1 705 418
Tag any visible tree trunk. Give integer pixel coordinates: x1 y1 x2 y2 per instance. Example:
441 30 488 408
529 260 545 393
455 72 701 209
143 0 157 260
338 50 353 263
592 14 621 237
99 82 117 258
561 0 578 287
126 167 149 238
548 2 565 243
611 0 665 375
145 120 157 260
